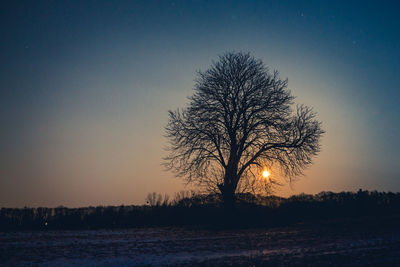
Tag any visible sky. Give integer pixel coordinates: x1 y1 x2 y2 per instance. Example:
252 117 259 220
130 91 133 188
1 0 399 207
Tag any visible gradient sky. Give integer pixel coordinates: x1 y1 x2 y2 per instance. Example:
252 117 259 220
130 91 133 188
1 0 399 207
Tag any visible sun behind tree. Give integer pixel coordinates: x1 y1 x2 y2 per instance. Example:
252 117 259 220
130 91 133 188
164 52 324 209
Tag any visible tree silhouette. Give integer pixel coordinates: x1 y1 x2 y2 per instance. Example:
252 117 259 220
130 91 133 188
164 52 324 209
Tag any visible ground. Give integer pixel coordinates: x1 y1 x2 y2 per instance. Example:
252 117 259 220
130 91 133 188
1 218 400 266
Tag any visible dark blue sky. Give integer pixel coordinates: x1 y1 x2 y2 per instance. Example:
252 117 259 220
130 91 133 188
1 0 399 207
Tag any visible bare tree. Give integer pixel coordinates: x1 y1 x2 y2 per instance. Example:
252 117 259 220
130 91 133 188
145 192 170 207
164 52 324 209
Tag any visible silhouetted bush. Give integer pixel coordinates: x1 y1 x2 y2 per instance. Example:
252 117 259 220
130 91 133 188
1 190 399 231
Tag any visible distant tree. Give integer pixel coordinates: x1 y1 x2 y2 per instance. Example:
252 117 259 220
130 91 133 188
164 52 324 209
173 190 195 205
145 192 170 207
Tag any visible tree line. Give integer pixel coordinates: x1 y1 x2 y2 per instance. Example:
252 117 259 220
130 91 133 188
1 190 399 231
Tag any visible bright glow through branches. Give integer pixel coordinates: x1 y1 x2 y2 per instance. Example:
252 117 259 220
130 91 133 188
262 170 270 178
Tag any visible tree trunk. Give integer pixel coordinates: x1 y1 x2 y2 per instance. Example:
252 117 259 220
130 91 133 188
219 183 236 211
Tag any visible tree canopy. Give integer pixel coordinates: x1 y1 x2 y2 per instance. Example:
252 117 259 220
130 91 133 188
164 52 324 207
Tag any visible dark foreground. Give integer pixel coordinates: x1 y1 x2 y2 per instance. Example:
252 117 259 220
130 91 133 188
1 217 400 266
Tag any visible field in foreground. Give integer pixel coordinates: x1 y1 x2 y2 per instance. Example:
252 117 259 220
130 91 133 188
1 217 399 266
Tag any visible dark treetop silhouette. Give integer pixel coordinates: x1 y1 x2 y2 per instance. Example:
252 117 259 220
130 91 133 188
165 52 324 209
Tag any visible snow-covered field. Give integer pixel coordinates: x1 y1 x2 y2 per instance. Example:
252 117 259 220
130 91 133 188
1 222 400 266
